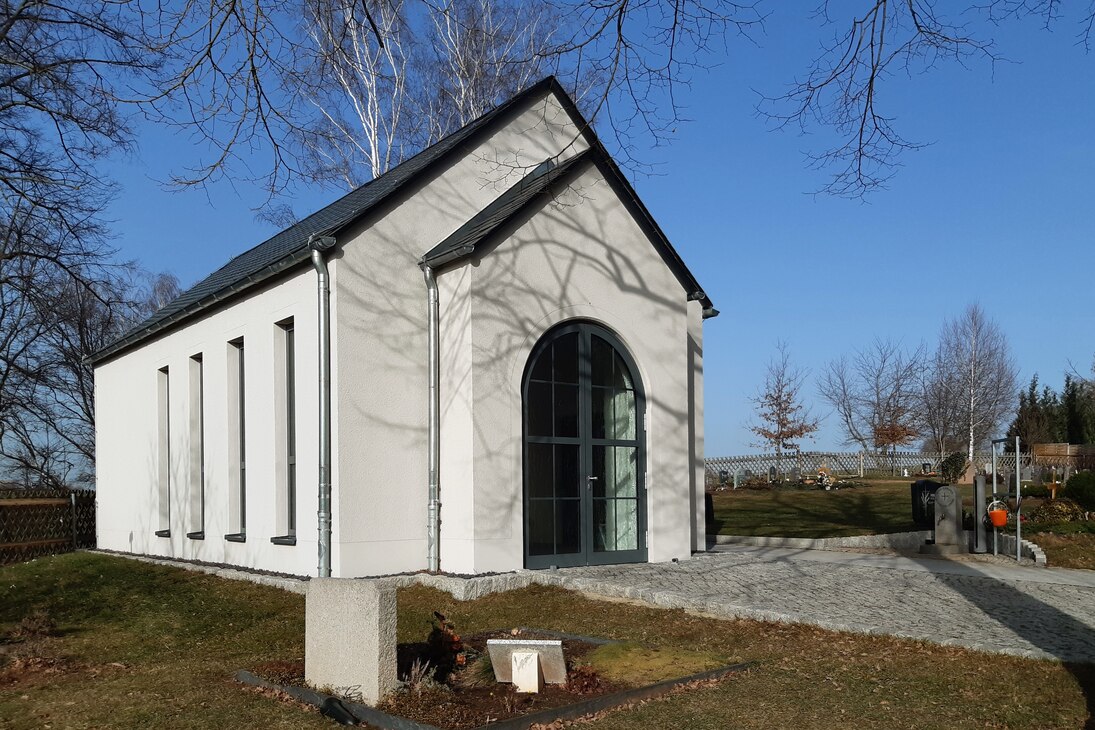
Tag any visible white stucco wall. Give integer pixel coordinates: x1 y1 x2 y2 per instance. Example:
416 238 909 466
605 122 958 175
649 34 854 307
687 299 707 552
95 267 327 577
330 89 588 577
436 160 703 574
96 85 708 579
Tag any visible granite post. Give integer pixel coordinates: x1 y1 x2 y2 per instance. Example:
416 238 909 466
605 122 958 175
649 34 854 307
305 578 397 705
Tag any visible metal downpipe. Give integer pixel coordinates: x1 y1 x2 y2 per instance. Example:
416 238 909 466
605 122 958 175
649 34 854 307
310 235 336 578
422 264 441 573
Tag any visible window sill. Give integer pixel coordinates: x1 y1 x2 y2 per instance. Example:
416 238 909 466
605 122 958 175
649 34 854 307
224 533 246 543
270 535 296 546
154 529 170 538
186 531 205 540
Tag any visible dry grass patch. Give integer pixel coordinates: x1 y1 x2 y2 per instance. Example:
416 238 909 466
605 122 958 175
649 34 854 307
395 584 1092 729
0 554 1091 729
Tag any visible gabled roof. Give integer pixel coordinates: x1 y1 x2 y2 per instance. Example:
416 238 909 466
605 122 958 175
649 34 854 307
421 148 714 315
420 152 592 267
90 78 571 365
91 77 713 365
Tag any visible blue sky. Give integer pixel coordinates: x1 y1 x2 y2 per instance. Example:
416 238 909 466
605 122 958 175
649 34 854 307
103 6 1095 456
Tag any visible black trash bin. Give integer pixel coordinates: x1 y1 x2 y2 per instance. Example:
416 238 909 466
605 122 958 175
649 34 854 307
910 479 944 529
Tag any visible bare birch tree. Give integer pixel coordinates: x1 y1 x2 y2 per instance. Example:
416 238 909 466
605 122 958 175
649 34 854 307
294 0 415 187
927 304 1018 463
420 0 557 137
818 338 924 457
293 0 566 188
750 342 820 478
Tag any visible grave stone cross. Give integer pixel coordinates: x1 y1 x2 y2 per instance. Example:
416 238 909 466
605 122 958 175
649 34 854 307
919 484 966 556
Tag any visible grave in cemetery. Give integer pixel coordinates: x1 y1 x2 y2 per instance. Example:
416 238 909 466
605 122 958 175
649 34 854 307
242 579 752 728
487 638 566 692
920 484 966 556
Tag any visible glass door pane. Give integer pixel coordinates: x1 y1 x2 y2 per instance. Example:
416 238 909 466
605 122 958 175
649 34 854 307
525 324 645 568
592 445 639 551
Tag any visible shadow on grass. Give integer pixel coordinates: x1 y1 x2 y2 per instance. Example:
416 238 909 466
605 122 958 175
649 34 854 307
711 485 917 539
726 544 1095 728
946 564 1095 730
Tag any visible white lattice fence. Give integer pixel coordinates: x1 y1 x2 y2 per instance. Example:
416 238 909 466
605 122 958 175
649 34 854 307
705 451 1048 483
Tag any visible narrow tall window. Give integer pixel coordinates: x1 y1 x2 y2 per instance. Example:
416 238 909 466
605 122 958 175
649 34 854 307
286 325 296 536
187 353 205 539
272 319 297 545
155 367 171 537
226 339 246 541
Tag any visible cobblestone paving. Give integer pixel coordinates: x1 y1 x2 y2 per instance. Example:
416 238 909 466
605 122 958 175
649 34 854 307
539 548 1095 662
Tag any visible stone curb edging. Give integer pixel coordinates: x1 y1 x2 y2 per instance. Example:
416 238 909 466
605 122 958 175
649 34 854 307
236 661 757 730
708 531 931 551
708 531 1048 566
995 533 1048 566
237 670 441 730
91 549 309 593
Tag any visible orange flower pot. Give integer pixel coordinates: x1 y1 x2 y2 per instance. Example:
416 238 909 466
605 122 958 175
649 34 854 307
988 509 1008 528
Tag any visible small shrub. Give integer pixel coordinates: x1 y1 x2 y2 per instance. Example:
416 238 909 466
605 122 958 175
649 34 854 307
1064 472 1095 510
1023 483 1050 499
404 659 434 693
940 452 968 484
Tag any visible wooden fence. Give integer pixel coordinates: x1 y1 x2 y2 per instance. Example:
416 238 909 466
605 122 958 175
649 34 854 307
0 489 95 566
702 450 1078 486
1031 443 1095 470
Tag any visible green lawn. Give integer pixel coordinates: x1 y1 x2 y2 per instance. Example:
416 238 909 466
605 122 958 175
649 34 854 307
709 480 1095 570
2 552 1093 729
709 479 927 538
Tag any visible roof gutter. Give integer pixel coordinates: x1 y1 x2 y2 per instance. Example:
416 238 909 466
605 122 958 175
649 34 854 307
309 234 337 578
688 290 719 319
89 251 315 366
420 263 441 573
420 244 475 270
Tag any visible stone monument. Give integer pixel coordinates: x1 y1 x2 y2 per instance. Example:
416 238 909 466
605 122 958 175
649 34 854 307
487 638 566 693
920 484 966 555
305 579 398 705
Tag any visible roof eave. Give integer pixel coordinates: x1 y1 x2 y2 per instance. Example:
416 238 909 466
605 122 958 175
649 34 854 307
88 249 314 366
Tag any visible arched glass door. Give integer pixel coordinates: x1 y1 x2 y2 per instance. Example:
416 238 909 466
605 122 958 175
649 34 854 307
523 322 647 568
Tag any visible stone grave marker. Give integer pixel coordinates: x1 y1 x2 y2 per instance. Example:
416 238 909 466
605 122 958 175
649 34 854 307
789 467 801 482
487 639 566 687
768 466 777 482
920 484 965 556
